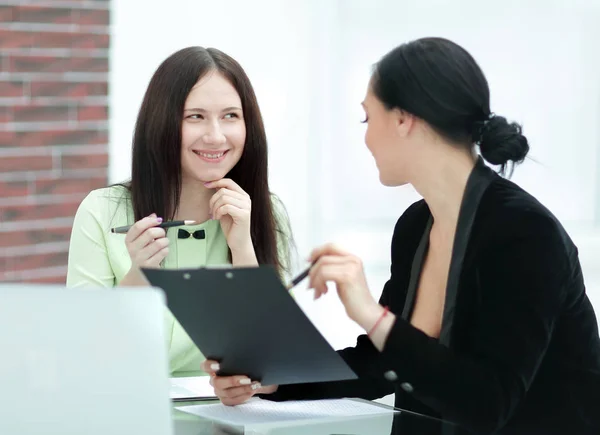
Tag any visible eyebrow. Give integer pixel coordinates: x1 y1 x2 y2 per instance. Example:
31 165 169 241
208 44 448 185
184 107 242 113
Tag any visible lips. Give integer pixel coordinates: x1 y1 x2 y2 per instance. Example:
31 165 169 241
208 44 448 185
192 150 228 159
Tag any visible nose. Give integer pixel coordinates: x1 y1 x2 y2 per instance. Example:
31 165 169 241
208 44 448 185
202 122 226 146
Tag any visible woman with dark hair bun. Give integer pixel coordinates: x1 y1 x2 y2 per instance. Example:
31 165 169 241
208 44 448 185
207 38 600 435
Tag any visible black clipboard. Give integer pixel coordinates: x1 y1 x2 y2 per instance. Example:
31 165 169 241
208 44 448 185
142 266 357 386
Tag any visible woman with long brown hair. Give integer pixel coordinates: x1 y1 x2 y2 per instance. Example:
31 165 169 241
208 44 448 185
67 47 293 376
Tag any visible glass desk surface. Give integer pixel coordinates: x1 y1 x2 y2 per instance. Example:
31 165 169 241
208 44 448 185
171 398 459 435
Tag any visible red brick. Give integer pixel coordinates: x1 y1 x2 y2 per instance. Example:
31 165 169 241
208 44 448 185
6 251 69 273
0 180 29 197
0 155 53 172
0 81 25 98
77 105 107 121
30 81 107 98
25 275 67 284
76 9 110 26
35 175 106 195
33 32 109 50
0 106 11 123
13 105 71 123
9 55 108 73
15 105 72 122
1 198 82 222
11 6 74 24
0 6 14 22
0 31 109 50
0 226 72 248
0 129 107 147
0 30 34 49
61 152 108 170
0 131 16 146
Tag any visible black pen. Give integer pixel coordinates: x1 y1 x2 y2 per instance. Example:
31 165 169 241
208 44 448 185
110 220 197 234
286 263 314 290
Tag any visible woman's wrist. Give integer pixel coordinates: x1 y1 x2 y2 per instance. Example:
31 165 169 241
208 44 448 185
354 302 396 352
231 242 258 267
355 301 386 332
119 267 148 286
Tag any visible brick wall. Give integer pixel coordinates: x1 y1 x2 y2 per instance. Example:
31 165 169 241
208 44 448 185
0 0 109 284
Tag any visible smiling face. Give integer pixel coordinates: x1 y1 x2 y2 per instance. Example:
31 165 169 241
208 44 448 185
180 70 246 184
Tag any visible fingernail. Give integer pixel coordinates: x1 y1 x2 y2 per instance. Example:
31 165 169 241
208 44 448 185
251 382 262 391
209 214 213 220
203 182 211 187
156 217 163 223
239 379 251 385
210 363 220 371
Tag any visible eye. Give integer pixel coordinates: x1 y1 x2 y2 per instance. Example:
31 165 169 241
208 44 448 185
360 115 369 124
186 114 204 120
224 113 239 119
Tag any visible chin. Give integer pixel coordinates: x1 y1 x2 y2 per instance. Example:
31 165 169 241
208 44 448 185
379 173 407 187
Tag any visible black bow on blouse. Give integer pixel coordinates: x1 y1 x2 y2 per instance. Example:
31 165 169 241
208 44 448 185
177 229 206 240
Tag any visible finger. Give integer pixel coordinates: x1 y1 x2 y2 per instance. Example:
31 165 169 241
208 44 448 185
144 245 169 268
212 375 252 391
201 360 221 374
214 204 250 221
310 263 353 300
309 242 353 263
221 392 254 406
136 238 169 265
125 215 162 244
217 382 261 399
129 226 167 254
205 179 249 196
309 255 347 295
209 188 250 213
211 195 249 217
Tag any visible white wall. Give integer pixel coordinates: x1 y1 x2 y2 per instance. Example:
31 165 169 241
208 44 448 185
110 0 600 351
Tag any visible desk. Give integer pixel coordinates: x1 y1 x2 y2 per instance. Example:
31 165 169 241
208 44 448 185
171 399 459 435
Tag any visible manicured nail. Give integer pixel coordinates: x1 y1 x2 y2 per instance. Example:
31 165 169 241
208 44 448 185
210 363 220 371
203 182 212 187
156 217 163 223
251 382 262 391
209 214 213 220
239 379 251 385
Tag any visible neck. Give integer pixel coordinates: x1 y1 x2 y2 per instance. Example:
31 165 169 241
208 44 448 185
410 144 477 237
175 178 214 223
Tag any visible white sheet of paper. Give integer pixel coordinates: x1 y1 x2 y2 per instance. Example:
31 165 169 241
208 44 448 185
169 376 216 399
176 398 394 425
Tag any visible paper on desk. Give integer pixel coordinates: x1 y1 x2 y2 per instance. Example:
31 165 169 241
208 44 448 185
176 398 394 425
170 376 216 400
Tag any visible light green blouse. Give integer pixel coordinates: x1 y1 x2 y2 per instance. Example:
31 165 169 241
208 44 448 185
66 185 293 376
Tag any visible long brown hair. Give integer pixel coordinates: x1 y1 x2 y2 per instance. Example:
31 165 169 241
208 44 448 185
126 47 285 275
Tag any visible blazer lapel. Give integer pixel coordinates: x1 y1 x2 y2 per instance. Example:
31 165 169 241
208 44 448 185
439 158 495 347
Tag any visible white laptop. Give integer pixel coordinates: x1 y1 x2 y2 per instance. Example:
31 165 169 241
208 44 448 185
0 284 174 435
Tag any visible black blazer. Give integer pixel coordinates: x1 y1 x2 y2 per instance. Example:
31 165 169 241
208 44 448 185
265 159 600 435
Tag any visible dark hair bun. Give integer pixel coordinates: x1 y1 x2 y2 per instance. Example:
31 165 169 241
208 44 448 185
478 115 529 171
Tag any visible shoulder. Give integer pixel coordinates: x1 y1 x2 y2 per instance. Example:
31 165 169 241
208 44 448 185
474 178 576 270
392 199 430 243
388 199 430 264
479 178 568 242
74 185 132 230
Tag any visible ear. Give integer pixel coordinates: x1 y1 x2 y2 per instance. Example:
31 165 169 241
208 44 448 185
393 108 415 138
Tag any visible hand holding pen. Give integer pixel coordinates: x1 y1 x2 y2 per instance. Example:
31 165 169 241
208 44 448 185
121 214 179 272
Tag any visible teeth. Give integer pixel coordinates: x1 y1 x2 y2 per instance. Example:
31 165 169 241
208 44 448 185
194 151 225 159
